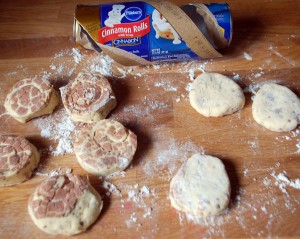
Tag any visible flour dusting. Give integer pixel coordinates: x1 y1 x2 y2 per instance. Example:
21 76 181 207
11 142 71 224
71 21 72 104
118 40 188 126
33 107 75 156
243 52 253 61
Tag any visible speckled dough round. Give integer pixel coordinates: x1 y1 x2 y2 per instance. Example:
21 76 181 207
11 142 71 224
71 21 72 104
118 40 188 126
73 119 137 176
189 73 245 117
170 154 231 218
28 174 103 235
4 77 59 123
0 135 40 186
252 83 300 132
60 73 117 123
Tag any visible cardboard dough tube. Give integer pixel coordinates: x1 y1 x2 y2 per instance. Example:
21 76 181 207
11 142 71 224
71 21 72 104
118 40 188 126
74 1 232 65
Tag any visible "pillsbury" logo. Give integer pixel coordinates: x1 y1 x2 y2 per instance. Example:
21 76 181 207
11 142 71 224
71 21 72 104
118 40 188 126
125 7 142 21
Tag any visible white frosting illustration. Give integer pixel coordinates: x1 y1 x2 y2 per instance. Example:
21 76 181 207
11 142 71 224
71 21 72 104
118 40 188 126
152 9 181 44
104 4 125 28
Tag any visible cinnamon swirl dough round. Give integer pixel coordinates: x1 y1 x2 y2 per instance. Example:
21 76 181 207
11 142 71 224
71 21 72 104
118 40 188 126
4 77 59 123
73 119 137 176
0 135 40 186
28 174 103 235
60 73 117 123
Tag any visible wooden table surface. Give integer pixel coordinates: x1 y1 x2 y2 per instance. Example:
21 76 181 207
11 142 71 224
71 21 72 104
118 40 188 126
0 0 300 238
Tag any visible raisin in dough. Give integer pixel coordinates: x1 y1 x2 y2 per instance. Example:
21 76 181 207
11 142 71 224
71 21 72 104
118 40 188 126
189 73 245 117
73 119 137 176
28 174 103 235
252 83 300 132
60 73 117 123
4 77 59 123
170 154 230 218
0 135 40 186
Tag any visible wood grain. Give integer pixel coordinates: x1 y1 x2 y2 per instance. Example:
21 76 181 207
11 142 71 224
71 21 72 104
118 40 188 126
0 0 300 238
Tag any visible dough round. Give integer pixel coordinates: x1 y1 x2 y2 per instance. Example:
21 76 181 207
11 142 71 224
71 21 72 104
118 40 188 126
252 83 300 132
28 174 103 235
74 119 137 176
4 77 59 123
189 73 245 117
0 135 40 186
170 154 230 218
60 73 117 123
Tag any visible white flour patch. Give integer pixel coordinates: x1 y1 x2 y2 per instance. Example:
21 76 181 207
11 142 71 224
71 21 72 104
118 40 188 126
271 171 300 191
185 83 193 92
103 180 122 197
187 62 208 81
143 139 205 180
33 107 75 156
72 48 83 64
154 80 178 92
90 55 113 76
125 212 138 228
232 73 240 81
188 69 195 81
152 65 160 70
243 52 253 61
254 73 262 78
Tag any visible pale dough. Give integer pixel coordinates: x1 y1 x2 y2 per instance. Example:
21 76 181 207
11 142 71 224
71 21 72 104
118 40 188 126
170 154 230 218
189 73 245 117
0 135 40 186
252 83 300 132
73 119 137 176
28 174 103 235
60 73 117 123
4 77 59 123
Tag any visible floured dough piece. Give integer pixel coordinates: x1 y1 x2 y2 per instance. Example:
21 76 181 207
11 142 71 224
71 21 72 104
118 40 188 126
4 77 59 123
74 119 137 176
189 73 245 117
28 174 103 235
170 154 230 218
60 73 117 123
252 83 300 132
0 135 40 186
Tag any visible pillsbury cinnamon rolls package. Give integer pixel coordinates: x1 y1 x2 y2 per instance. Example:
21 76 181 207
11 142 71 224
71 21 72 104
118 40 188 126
74 0 232 65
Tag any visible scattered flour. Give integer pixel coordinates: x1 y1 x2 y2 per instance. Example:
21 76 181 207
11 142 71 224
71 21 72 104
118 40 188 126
125 212 138 228
188 69 195 81
33 107 75 156
154 80 177 92
232 73 240 81
72 48 83 64
185 82 193 92
243 52 253 61
90 55 113 76
271 171 300 191
187 61 207 81
2 43 300 238
143 139 205 180
117 183 157 228
103 180 122 197
274 128 300 154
